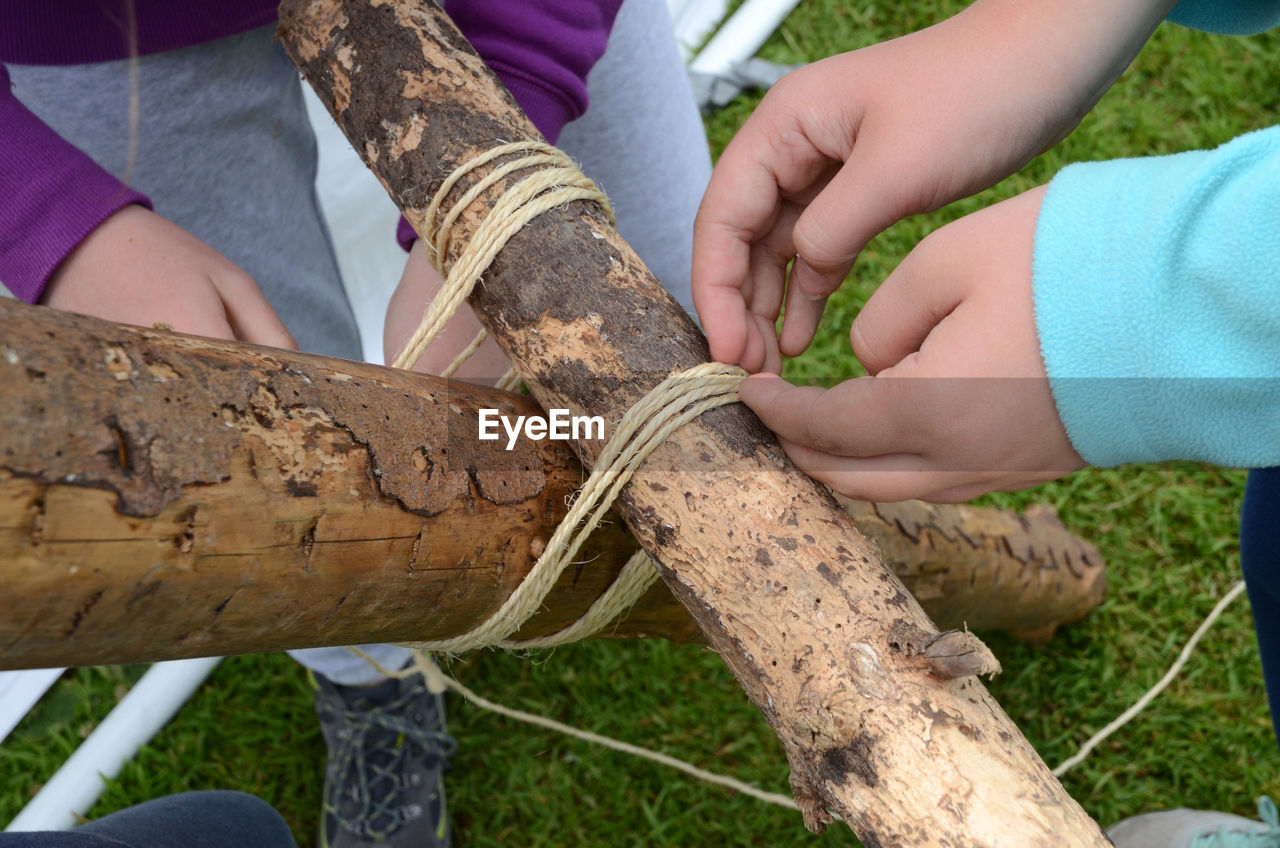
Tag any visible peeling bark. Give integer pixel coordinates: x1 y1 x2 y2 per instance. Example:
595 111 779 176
0 300 651 667
840 497 1106 642
277 2 1113 844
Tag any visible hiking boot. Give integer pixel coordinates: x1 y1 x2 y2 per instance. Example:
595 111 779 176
1108 796 1280 847
311 669 458 847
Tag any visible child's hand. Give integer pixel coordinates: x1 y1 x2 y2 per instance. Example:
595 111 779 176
739 186 1084 503
693 0 1177 372
41 205 295 348
383 239 510 383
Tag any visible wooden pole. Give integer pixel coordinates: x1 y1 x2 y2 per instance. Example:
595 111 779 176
0 299 657 667
277 2 1112 843
0 298 1103 670
839 497 1105 642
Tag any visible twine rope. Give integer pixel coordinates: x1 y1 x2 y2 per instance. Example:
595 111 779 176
412 362 744 653
347 647 807 815
391 141 614 375
388 141 742 651
1051 579 1248 777
361 140 798 815
348 575 1249 821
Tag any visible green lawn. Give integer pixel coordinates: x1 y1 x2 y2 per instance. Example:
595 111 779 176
4 3 1279 846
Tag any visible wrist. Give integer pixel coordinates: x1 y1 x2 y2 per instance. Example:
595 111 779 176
41 203 153 306
949 0 1180 146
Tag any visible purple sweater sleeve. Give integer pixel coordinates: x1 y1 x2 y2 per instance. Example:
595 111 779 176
0 64 151 303
445 0 623 141
397 0 624 249
0 1 622 272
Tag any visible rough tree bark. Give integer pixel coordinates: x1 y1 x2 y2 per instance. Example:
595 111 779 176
0 298 1103 670
278 2 1113 844
839 497 1105 642
0 300 650 666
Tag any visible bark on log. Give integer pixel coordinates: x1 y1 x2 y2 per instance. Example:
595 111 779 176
0 298 1102 670
278 2 1112 844
0 299 657 667
840 497 1105 642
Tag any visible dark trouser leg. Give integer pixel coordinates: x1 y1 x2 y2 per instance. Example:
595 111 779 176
78 791 297 848
1241 466 1280 746
0 792 297 848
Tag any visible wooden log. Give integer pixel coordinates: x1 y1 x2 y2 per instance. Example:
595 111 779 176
840 497 1105 642
278 2 1112 843
0 298 1103 670
0 299 660 667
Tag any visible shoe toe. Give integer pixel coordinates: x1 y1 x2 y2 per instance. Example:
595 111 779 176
1107 808 1269 847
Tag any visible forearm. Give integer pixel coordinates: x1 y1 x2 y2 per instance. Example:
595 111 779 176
926 0 1180 156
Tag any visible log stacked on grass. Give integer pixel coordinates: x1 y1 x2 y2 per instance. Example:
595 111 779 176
278 2 1112 843
0 298 1102 670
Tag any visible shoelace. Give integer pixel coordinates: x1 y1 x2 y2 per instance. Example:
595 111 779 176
324 689 458 840
1192 797 1280 848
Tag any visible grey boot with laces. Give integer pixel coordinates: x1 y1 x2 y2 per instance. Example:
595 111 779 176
311 669 457 848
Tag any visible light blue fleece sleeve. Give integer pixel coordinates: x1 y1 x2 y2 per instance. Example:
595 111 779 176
1167 0 1280 34
1032 126 1280 468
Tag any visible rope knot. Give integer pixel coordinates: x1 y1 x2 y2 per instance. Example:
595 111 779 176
413 362 744 653
392 141 613 373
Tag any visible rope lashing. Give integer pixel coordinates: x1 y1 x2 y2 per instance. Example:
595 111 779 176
391 141 614 376
360 137 775 805
412 362 745 654
388 141 743 650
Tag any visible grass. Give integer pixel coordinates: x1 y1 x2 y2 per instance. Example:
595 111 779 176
4 3 1280 845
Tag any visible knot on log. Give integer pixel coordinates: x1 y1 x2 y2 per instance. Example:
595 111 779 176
888 621 1002 680
923 630 1002 679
